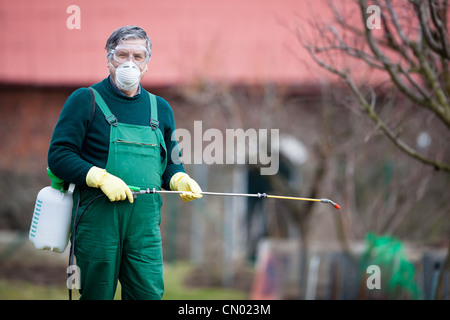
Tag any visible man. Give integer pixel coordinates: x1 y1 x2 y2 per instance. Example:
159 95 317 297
48 25 202 300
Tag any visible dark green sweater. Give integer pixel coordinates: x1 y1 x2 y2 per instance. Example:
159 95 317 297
47 77 185 190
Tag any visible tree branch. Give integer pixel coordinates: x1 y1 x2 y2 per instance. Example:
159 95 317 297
384 0 417 65
359 0 429 104
302 42 450 172
413 0 450 58
429 0 450 58
360 0 450 128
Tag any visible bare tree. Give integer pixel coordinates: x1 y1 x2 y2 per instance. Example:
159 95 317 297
297 0 450 172
296 0 450 299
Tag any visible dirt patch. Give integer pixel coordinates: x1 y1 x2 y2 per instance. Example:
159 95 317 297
0 262 67 286
184 264 255 293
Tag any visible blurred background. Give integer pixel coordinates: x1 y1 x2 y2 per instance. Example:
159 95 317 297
0 0 448 300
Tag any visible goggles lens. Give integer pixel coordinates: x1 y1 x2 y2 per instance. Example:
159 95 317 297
110 45 150 65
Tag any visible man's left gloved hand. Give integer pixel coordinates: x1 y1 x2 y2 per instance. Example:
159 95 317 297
170 172 203 202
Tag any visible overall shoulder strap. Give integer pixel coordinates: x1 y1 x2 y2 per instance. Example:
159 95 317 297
148 92 167 169
90 87 118 127
148 92 159 131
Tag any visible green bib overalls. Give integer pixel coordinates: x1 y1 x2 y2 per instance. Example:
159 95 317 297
72 88 167 300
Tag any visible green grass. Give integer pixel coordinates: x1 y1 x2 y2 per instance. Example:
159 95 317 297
0 262 248 300
162 263 248 300
0 280 69 300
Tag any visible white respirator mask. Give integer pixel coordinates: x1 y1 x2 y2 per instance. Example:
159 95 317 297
112 61 146 91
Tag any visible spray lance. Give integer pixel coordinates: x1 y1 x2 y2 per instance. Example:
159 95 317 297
128 186 341 210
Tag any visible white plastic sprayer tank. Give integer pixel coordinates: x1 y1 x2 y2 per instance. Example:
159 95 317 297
29 168 74 253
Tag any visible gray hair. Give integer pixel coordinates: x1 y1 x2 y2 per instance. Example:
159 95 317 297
105 25 152 60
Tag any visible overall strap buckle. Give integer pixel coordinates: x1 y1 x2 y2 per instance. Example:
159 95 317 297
150 119 159 130
105 114 118 127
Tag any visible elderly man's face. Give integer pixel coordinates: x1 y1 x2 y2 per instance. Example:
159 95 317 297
108 38 149 87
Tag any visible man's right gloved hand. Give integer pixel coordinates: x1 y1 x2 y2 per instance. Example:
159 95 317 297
86 166 134 203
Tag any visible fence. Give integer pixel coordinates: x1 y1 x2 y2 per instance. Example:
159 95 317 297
249 238 448 300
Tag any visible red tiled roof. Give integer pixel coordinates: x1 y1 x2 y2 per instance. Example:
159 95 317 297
0 0 370 87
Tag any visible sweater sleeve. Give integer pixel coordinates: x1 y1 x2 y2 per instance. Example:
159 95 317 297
47 88 94 187
157 96 186 190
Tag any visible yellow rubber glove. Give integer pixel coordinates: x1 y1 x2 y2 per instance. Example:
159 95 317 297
170 172 203 202
86 166 134 203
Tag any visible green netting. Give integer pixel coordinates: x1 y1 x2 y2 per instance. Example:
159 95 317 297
359 232 422 299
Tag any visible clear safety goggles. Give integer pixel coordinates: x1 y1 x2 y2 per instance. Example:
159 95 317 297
109 44 150 65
